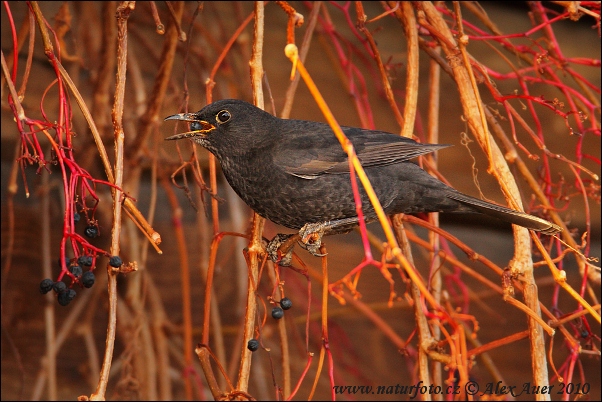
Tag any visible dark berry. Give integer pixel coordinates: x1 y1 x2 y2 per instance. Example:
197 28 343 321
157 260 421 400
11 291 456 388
40 278 54 294
53 281 67 293
247 338 260 352
78 255 93 266
280 297 293 310
271 306 284 320
73 212 80 223
67 289 77 301
82 271 95 288
84 225 99 238
57 292 69 306
57 289 76 306
109 255 123 268
70 264 83 277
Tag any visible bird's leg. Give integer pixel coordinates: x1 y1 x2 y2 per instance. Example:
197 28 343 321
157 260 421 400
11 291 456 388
267 217 362 263
265 225 326 264
297 217 361 257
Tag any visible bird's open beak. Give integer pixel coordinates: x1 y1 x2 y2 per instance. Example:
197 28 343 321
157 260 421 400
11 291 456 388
164 113 215 141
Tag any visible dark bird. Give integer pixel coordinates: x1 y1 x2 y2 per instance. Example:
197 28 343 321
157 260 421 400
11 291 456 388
165 99 561 258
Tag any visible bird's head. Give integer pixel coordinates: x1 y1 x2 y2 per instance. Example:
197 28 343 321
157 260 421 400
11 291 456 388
164 99 275 157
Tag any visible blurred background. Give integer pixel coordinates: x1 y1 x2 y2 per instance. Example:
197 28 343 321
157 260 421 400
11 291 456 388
2 2 600 400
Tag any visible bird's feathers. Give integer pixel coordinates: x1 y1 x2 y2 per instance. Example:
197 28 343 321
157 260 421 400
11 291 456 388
447 192 562 234
273 124 449 179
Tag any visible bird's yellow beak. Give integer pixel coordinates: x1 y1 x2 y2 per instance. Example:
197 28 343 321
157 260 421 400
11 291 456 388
164 113 215 140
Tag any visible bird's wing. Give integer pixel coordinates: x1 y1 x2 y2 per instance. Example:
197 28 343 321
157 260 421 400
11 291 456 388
273 124 450 179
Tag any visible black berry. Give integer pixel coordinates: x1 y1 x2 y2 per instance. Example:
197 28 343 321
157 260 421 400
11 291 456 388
247 338 260 352
280 297 292 310
78 255 93 266
271 306 284 320
82 271 95 288
109 255 123 268
84 225 99 238
70 264 83 277
40 278 54 294
53 281 67 293
73 212 80 223
57 289 76 306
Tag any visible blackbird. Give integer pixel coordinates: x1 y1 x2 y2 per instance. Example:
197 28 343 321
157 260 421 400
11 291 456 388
165 99 561 259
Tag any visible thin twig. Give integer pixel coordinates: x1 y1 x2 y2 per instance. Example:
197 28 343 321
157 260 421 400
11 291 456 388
91 2 133 399
236 1 266 394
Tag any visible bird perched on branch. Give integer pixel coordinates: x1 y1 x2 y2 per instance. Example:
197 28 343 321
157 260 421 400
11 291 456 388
165 99 561 262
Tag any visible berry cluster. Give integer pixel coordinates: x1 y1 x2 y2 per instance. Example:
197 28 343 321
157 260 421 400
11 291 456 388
39 254 123 306
271 297 293 320
39 277 79 306
247 297 293 352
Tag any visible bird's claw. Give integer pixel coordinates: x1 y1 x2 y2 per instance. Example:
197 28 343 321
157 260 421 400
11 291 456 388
298 222 328 257
266 234 295 266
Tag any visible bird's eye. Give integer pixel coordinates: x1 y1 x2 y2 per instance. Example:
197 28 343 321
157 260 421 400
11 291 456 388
216 110 231 124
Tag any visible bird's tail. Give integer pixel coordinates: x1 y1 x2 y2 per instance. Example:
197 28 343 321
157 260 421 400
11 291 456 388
447 192 562 235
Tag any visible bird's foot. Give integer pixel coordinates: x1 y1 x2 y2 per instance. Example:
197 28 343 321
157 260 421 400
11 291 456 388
298 222 328 257
266 222 329 265
266 234 296 266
